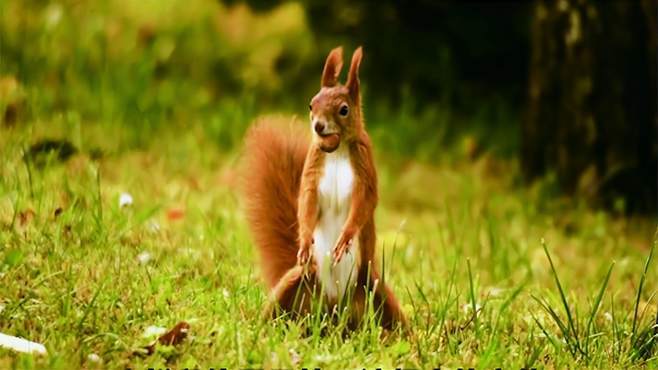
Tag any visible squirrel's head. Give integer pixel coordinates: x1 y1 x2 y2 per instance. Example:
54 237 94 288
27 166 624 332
309 46 363 153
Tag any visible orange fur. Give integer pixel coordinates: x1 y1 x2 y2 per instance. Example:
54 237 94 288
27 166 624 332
296 145 324 265
242 47 406 330
241 117 309 289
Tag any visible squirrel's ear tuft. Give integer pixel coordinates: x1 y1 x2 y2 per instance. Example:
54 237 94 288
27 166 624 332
321 46 344 87
346 46 363 101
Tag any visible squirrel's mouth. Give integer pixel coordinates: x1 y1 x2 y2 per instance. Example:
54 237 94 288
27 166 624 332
318 133 340 153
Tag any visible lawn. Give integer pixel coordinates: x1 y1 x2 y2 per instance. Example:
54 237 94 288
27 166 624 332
0 117 656 369
0 1 657 367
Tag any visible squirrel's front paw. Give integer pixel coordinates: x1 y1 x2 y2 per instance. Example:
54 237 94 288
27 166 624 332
332 228 356 265
297 238 313 266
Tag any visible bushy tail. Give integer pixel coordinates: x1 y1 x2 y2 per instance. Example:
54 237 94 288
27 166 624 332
241 117 309 289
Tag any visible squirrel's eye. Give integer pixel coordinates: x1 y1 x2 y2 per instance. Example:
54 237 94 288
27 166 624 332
309 104 313 111
339 104 349 117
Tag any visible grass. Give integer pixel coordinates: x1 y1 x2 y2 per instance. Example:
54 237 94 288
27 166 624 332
0 118 656 369
0 1 657 367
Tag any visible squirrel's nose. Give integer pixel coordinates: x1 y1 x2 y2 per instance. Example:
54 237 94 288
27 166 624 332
314 121 325 135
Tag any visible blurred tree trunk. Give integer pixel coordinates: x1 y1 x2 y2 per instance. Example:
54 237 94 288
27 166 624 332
523 0 657 213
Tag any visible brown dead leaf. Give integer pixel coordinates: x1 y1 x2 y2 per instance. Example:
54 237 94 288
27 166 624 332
139 321 190 356
157 321 190 346
18 209 35 227
166 208 185 221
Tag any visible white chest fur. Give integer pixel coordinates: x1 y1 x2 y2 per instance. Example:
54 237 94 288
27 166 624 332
313 147 359 302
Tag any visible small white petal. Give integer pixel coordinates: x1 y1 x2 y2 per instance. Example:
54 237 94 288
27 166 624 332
119 192 133 208
87 353 101 363
137 252 152 265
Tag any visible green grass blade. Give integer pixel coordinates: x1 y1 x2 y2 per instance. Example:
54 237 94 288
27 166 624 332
532 295 570 347
632 233 656 342
542 239 582 353
466 258 479 335
585 261 615 354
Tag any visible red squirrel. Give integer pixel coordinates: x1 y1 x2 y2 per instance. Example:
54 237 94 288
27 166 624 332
242 46 406 329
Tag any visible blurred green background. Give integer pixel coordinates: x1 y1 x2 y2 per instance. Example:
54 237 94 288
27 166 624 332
1 0 656 213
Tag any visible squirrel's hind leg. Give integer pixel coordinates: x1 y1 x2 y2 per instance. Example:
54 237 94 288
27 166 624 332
347 268 408 331
373 281 407 330
262 265 319 320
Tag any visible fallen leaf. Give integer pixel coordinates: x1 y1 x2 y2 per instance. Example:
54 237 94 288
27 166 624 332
18 209 35 227
157 321 190 346
138 321 190 356
166 208 185 221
